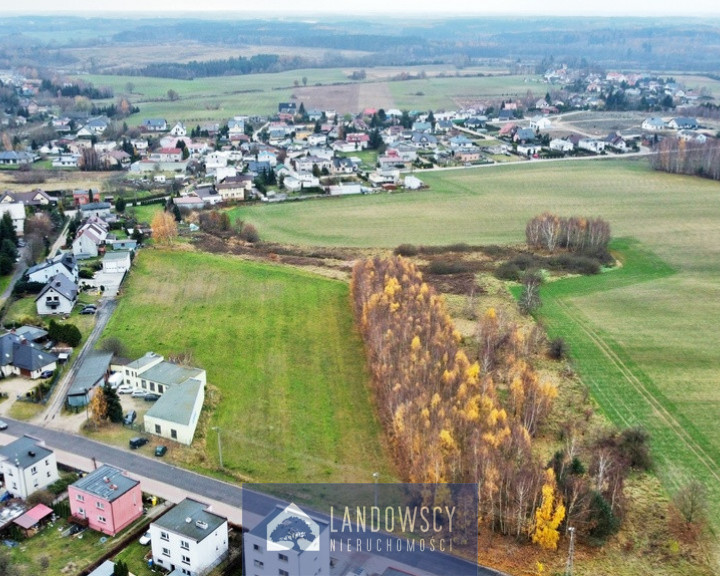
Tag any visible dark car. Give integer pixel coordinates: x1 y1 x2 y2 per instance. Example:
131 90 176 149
80 307 96 315
40 370 54 379
143 393 161 402
124 410 137 425
129 437 148 449
154 445 167 457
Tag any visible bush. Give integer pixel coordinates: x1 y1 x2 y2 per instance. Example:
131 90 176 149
549 253 601 275
618 427 652 471
427 260 474 275
12 280 44 295
548 337 568 360
79 269 94 279
47 320 82 347
239 223 260 243
495 262 521 281
588 491 620 542
394 243 419 257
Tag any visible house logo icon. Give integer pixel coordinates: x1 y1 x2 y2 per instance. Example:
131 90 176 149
266 502 321 552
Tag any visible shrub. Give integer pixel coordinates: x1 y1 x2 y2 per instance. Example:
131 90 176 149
548 337 569 360
79 269 94 279
495 262 521 281
618 427 652 471
427 260 474 275
394 243 419 257
239 223 260 243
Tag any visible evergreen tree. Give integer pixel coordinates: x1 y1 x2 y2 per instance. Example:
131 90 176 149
103 383 124 423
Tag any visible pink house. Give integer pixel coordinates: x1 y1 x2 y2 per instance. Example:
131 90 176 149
68 464 142 536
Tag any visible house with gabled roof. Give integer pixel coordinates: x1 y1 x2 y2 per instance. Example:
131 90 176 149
69 464 142 536
35 274 78 316
0 189 54 206
141 118 168 132
26 252 78 284
150 498 228 576
0 331 57 379
0 435 59 500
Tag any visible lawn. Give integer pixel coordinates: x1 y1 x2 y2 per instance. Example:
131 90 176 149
101 247 395 483
231 158 720 534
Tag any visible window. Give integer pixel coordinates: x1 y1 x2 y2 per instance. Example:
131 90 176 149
150 382 155 391
253 560 264 568
253 544 261 551
158 385 164 393
171 429 177 439
180 540 189 550
47 471 51 478
76 494 84 502
279 570 289 576
162 547 170 557
31 466 37 475
181 555 190 565
98 515 106 524
278 553 288 562
96 501 104 510
45 459 49 465
160 531 169 541
155 424 161 434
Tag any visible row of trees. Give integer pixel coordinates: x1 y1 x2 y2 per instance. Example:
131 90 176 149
650 137 720 181
525 213 611 254
351 257 563 545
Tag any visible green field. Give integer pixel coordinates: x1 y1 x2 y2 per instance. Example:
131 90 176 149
101 248 395 483
232 158 720 533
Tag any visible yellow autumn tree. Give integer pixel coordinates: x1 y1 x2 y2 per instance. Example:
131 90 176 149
531 468 566 550
88 389 108 429
151 211 178 245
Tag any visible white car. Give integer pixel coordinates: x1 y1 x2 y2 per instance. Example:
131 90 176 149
139 531 151 545
131 389 147 398
117 384 134 394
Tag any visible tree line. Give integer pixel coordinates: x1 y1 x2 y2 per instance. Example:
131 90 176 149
525 213 611 255
650 136 720 181
114 54 282 80
352 256 650 548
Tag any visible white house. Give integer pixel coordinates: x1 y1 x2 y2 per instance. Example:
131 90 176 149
35 274 78 316
170 122 187 137
578 138 605 153
244 502 330 576
150 498 228 576
102 251 131 274
26 253 78 284
0 332 58 380
529 116 552 131
549 138 574 153
0 435 59 500
0 202 26 236
73 219 109 259
641 117 667 131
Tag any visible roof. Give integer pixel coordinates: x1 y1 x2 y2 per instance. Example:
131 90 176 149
71 464 139 502
12 325 48 342
145 379 203 425
88 561 116 576
103 250 131 262
80 202 112 211
11 341 58 372
68 350 112 398
153 498 226 542
127 351 162 371
0 435 53 470
36 274 78 303
13 503 53 529
27 253 76 277
143 361 203 386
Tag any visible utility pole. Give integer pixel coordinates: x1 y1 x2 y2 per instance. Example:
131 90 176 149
565 526 576 576
212 426 223 469
372 472 379 507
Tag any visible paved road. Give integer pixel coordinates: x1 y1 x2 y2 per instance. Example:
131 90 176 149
0 419 502 576
32 298 118 426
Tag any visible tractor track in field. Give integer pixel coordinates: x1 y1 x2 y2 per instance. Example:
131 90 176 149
555 297 720 487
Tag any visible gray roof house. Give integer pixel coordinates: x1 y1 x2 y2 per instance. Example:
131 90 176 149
0 435 59 499
67 350 112 407
0 331 58 379
35 274 78 316
26 253 78 284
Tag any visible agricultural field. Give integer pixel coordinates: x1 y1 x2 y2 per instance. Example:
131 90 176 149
101 248 396 483
232 158 720 536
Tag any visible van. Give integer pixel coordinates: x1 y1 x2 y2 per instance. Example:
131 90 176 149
129 437 148 449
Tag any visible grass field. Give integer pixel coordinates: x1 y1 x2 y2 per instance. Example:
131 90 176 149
232 158 720 536
101 248 395 483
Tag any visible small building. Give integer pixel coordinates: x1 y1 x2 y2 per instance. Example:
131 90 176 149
0 436 60 500
102 251 131 274
13 503 54 536
150 498 228 576
35 274 78 316
66 350 112 409
144 379 205 446
80 202 113 220
68 464 143 536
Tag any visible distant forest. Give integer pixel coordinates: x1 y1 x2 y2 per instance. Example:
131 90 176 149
2 16 720 74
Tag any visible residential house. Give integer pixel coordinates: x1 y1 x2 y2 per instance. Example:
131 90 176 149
641 117 667 131
244 503 330 576
404 176 425 190
73 219 109 259
170 122 187 137
411 121 432 133
194 186 223 206
513 128 537 143
0 202 25 236
0 436 59 500
100 150 131 170
411 132 438 148
497 110 515 122
35 274 78 316
80 202 112 220
517 144 541 156
278 102 297 115
141 118 168 132
0 332 58 379
465 116 487 129
69 464 143 536
175 196 205 211
150 498 228 576
217 174 253 202
549 138 574 153
52 155 80 168
0 151 36 165
0 189 54 206
106 238 138 252
227 117 246 138
26 253 78 284
346 133 370 149
73 189 92 206
76 117 109 138
578 138 606 153
668 117 699 130
604 132 627 152
456 148 482 163
150 148 183 163
529 116 552 131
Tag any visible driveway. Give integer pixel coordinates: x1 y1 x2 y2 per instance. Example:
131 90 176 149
0 377 38 416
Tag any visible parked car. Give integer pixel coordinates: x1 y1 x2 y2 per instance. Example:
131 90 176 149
0 419 7 430
131 389 147 398
80 307 96 315
124 410 137 425
154 445 167 457
143 393 161 402
129 437 148 449
39 370 54 379
117 384 134 394
139 531 151 545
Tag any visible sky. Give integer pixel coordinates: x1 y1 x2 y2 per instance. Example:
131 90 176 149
4 0 720 17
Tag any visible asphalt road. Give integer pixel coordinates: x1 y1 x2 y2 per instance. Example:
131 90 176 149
0 418 503 576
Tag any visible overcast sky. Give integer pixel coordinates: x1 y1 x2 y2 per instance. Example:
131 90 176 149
5 1 720 17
